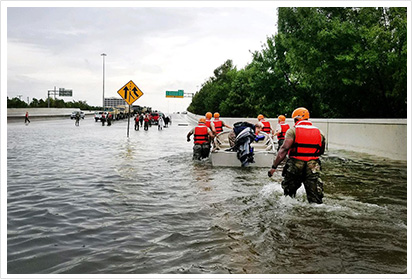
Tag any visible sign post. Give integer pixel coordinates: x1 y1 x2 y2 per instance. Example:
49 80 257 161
127 104 131 137
117 80 144 137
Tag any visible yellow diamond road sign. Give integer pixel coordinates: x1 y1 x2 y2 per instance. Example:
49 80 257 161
117 80 144 105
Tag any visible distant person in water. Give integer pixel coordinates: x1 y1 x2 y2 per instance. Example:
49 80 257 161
144 114 150 130
101 113 106 126
158 115 164 130
107 113 112 126
75 112 80 126
24 111 30 124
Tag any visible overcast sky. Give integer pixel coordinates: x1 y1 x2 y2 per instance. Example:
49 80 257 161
5 2 278 113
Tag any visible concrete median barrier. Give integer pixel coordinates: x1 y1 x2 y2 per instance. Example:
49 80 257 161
7 108 94 122
187 112 407 161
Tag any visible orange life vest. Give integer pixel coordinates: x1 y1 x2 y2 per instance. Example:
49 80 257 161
213 120 223 133
261 120 271 134
205 120 212 129
194 124 209 144
288 120 322 161
277 123 290 140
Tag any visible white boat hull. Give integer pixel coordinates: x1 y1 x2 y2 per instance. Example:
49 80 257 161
211 150 276 167
210 130 277 167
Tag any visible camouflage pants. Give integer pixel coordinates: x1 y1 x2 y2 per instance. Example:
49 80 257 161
193 143 211 160
281 158 324 204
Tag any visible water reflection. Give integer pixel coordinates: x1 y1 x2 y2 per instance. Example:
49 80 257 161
191 162 214 191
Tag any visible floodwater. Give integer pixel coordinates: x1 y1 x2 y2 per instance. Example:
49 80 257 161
7 114 407 274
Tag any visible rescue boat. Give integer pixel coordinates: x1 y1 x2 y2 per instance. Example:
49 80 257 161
210 131 277 167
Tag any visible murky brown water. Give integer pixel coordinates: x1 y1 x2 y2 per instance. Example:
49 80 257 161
7 115 407 274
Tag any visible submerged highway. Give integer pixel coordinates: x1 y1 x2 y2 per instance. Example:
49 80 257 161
6 114 407 274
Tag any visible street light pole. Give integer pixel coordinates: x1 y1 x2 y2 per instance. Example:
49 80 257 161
101 53 107 111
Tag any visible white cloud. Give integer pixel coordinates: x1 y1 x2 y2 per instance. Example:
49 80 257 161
6 5 277 113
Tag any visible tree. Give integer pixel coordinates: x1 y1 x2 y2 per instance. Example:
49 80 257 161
7 97 28 108
8 96 102 110
189 7 407 118
29 98 40 107
274 7 407 117
220 68 256 117
188 60 237 115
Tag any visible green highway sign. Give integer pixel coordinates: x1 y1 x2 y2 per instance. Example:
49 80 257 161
58 88 72 96
166 90 184 98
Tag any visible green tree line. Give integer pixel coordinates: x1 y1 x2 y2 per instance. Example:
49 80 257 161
7 97 101 111
188 7 407 118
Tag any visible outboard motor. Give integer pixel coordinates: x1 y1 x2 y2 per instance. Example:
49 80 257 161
234 125 257 167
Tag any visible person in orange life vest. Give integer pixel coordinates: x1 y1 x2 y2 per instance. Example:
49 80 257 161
205 112 216 134
187 118 215 160
134 114 140 130
101 112 106 126
212 112 231 135
143 113 150 130
274 115 290 151
268 107 326 204
107 113 112 126
257 114 274 136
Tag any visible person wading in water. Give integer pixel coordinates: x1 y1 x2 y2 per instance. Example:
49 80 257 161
268 107 326 204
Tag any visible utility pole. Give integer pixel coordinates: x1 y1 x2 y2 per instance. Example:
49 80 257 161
47 86 57 108
101 53 107 111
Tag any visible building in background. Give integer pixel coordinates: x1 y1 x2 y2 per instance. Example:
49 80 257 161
104 98 127 108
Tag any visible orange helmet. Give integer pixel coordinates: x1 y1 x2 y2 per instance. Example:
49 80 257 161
291 107 309 120
257 114 264 120
198 117 206 124
205 112 212 119
214 112 220 118
278 115 286 122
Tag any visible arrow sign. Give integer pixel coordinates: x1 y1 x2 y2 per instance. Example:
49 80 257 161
123 87 129 101
117 80 144 105
132 87 139 99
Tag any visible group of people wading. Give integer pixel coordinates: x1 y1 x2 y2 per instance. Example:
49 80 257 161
100 112 114 126
134 113 171 131
186 112 232 161
187 107 326 204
